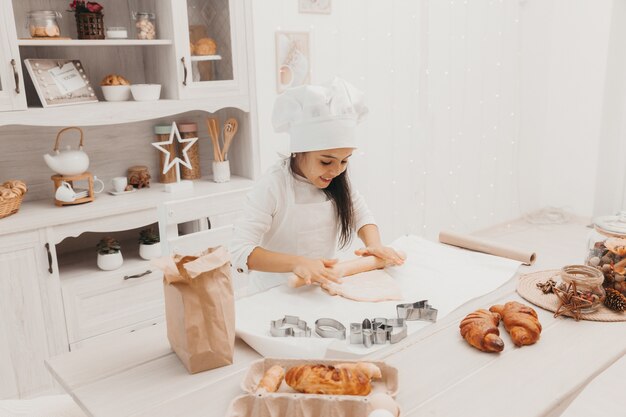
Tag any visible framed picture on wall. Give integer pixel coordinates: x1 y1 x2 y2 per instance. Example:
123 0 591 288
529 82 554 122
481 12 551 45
24 59 98 107
275 31 311 93
298 0 331 14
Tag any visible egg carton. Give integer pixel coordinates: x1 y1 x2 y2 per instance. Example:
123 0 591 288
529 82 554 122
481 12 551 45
225 358 401 417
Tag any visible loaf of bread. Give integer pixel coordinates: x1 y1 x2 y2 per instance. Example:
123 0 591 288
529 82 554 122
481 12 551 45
101 74 130 86
256 365 285 393
490 302 541 347
459 309 504 353
285 364 377 396
194 37 217 55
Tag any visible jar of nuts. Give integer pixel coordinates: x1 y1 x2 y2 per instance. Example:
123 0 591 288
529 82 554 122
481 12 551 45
132 12 156 40
586 210 626 296
27 10 62 38
560 265 606 313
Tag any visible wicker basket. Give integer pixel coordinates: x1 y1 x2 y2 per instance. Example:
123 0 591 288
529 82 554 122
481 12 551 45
76 12 105 40
0 195 24 220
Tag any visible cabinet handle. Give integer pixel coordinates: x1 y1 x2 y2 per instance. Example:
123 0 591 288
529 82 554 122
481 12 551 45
10 59 20 94
181 57 188 86
124 269 152 280
45 243 53 274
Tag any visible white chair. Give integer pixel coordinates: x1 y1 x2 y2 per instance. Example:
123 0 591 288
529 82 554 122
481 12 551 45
157 193 247 298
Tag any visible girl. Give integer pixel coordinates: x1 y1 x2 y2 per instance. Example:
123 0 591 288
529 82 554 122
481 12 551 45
231 78 403 294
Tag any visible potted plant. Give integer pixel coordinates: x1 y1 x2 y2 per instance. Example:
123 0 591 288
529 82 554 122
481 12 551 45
69 0 105 40
96 236 123 270
138 228 161 260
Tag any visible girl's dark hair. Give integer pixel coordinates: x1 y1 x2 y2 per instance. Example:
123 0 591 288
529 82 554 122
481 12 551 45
290 156 355 249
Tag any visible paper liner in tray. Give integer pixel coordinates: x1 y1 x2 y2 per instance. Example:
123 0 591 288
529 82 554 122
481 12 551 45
226 358 400 417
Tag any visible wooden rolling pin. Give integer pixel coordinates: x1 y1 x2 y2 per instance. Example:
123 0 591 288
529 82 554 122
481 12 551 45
287 251 407 288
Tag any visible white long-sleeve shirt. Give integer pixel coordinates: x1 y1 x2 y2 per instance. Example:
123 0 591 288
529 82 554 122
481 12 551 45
230 160 376 273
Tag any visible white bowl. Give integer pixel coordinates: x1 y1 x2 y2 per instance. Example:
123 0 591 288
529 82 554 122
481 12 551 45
101 85 131 101
130 84 161 101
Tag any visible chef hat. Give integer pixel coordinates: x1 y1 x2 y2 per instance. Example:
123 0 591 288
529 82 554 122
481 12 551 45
272 77 368 153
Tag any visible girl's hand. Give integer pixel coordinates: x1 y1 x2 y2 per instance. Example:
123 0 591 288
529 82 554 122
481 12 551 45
355 245 405 266
292 257 341 286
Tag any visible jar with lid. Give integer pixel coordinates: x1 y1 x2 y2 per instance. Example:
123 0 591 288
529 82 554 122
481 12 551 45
153 124 176 184
132 12 156 40
586 210 626 296
560 265 606 312
27 11 62 38
178 122 200 180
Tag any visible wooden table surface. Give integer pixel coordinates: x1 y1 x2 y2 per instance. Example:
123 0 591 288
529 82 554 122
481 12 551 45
46 217 626 417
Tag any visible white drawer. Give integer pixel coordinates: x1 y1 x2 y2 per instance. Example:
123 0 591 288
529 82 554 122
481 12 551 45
62 264 164 344
69 316 165 351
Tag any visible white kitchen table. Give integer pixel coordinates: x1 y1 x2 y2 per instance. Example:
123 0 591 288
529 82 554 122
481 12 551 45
46 217 626 417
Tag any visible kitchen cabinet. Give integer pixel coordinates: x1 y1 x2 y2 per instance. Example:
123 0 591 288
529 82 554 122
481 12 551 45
0 230 67 399
0 1 27 112
0 0 259 399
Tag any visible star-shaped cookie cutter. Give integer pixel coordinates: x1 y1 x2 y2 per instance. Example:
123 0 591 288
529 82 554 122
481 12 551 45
396 300 438 322
270 315 311 337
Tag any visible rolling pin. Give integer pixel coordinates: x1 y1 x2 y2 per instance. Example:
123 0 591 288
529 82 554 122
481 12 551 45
287 251 407 288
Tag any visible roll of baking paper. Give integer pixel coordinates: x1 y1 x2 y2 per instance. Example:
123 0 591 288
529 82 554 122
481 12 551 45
438 230 536 265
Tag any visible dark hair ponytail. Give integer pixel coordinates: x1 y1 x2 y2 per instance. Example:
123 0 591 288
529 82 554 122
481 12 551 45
290 157 355 249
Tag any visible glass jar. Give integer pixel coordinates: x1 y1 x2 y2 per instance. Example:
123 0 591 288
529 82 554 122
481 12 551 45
560 265 606 313
132 12 156 40
27 11 62 38
586 210 626 296
153 125 176 183
177 122 201 180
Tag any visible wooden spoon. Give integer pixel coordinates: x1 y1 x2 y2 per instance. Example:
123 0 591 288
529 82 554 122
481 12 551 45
222 118 238 161
206 117 222 161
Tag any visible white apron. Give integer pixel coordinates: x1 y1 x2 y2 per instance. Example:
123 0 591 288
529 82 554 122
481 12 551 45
247 165 338 294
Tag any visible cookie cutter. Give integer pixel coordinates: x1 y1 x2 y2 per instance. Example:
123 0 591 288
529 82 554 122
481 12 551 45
314 318 346 339
350 317 407 347
396 300 438 322
270 315 311 337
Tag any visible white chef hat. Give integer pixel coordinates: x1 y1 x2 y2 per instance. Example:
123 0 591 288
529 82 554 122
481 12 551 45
272 77 368 153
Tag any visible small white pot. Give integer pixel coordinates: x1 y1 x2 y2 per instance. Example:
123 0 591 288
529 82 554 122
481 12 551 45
139 242 161 260
97 252 123 271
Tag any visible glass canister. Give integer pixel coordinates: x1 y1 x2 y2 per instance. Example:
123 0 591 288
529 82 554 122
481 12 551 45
586 210 626 296
560 265 606 313
27 11 62 38
132 12 156 40
178 122 200 180
153 124 177 184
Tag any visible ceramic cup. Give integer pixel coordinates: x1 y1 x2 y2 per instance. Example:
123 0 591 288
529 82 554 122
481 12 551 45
55 181 76 202
212 160 230 183
112 176 128 193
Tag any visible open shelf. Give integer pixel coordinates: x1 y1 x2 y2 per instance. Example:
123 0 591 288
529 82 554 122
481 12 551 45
17 39 173 46
0 96 250 126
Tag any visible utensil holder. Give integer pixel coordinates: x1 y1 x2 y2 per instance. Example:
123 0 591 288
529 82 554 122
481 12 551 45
212 160 230 183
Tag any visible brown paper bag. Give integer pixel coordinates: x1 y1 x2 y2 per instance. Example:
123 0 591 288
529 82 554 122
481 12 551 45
153 246 235 374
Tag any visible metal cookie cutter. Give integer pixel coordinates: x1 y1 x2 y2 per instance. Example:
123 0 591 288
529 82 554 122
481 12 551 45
315 318 346 339
350 319 374 347
372 317 408 344
270 315 311 337
396 300 438 322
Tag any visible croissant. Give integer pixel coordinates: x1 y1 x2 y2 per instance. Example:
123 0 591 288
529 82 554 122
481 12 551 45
285 364 373 395
490 301 542 347
459 309 504 352
256 365 285 393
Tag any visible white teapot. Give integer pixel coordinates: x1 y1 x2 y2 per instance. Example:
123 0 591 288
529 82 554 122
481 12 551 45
44 127 90 176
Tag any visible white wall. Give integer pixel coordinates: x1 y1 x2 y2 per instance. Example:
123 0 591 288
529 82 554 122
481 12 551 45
251 0 617 243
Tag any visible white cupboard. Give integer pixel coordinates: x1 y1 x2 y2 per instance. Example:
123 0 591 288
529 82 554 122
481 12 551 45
0 0 259 399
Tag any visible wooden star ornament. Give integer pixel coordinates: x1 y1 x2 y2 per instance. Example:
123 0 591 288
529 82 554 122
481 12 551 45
151 122 198 183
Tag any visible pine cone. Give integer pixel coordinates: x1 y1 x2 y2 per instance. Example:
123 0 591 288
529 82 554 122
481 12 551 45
604 288 626 312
